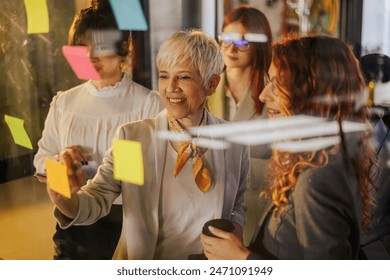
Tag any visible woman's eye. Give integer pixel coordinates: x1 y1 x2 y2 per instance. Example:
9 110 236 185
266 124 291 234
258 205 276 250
158 75 168 79
179 76 191 80
271 83 279 96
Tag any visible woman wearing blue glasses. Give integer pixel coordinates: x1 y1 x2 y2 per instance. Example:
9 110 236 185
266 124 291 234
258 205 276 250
205 5 273 245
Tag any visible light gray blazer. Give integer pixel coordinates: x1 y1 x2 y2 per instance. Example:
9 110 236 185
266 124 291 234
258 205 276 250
56 109 249 259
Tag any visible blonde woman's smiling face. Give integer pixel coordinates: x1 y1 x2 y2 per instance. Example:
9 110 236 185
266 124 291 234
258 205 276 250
158 62 212 126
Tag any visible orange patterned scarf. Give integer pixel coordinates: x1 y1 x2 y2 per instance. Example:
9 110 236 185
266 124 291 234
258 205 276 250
168 113 212 193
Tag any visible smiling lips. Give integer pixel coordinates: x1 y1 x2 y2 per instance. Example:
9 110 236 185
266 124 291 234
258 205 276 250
267 108 280 116
168 97 186 104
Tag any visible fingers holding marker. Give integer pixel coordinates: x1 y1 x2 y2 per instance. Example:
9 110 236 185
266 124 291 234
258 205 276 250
63 145 89 166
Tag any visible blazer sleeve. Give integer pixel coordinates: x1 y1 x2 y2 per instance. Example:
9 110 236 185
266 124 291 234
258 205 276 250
230 144 250 229
293 165 360 259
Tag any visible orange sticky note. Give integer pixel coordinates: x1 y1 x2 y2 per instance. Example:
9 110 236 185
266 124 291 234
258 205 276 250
4 115 33 150
113 139 144 185
62 46 101 80
45 158 71 198
24 0 49 34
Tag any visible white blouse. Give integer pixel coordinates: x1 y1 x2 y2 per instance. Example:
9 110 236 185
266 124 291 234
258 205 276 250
34 75 164 179
154 142 218 260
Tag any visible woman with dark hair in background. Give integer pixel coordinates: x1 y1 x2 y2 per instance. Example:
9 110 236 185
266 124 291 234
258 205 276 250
201 36 377 259
206 5 273 244
34 0 163 259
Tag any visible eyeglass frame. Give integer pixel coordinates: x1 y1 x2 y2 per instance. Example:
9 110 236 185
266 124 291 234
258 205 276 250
218 32 268 52
264 72 271 86
263 73 280 97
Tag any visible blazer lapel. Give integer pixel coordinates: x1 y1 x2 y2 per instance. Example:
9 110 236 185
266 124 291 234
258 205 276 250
250 197 275 244
154 109 169 190
206 111 225 218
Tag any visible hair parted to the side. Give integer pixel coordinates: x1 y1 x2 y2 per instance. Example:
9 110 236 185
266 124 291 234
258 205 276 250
156 29 225 87
68 0 135 75
223 5 273 115
263 35 377 228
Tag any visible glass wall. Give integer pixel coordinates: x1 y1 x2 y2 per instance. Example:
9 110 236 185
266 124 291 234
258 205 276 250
1 0 389 260
0 1 80 183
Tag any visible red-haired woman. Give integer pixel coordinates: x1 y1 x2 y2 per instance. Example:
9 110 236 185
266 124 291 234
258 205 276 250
201 35 377 259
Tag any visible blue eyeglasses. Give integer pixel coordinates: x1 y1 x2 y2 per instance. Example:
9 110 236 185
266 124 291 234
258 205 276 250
218 33 251 52
218 32 268 52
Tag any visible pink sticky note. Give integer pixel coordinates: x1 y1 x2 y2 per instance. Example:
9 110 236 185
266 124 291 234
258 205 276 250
62 46 101 80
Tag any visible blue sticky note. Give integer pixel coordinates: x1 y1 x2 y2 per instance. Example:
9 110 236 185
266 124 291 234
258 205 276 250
109 0 148 31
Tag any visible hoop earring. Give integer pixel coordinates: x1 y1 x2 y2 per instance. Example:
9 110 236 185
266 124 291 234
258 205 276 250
119 57 126 71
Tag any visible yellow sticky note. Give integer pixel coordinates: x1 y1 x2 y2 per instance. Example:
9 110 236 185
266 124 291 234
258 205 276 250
4 115 33 150
113 139 144 185
24 0 49 34
45 158 71 198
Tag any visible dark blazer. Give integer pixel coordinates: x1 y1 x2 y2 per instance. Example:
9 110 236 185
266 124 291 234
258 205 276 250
247 152 363 259
360 119 390 259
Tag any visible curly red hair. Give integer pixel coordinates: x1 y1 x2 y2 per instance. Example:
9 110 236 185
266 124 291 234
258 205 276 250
263 36 377 228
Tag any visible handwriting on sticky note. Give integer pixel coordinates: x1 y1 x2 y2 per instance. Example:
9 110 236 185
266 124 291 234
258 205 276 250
109 0 148 31
62 46 101 80
24 0 49 34
113 139 144 185
4 115 33 150
45 158 71 198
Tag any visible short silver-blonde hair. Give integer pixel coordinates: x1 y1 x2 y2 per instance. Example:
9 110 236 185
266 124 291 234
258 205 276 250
156 29 224 87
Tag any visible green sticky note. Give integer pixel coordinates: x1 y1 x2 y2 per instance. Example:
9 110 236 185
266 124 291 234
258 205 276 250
24 0 49 34
113 139 144 185
4 115 33 150
45 158 71 198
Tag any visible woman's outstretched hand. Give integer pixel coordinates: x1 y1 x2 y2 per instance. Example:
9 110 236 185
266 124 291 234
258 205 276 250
46 149 86 219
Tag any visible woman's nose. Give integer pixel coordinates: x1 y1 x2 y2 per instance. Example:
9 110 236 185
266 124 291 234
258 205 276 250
87 47 98 61
225 43 237 53
167 78 179 92
259 87 271 103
